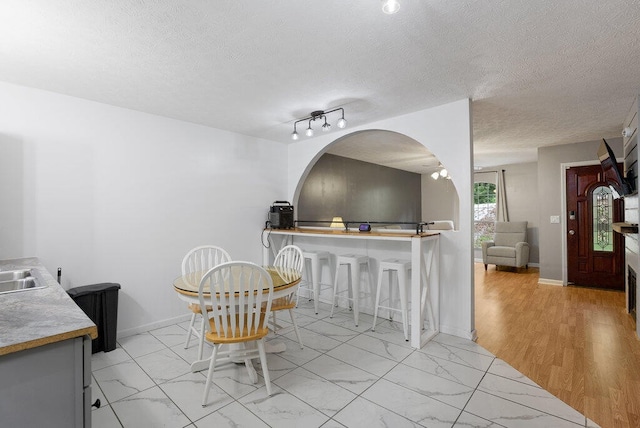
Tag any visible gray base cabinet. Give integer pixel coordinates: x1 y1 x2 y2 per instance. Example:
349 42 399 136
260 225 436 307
0 335 92 427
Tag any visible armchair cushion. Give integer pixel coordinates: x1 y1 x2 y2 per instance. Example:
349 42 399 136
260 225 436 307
487 246 516 258
493 221 527 247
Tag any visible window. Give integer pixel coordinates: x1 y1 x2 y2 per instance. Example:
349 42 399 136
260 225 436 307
474 182 496 247
592 185 613 252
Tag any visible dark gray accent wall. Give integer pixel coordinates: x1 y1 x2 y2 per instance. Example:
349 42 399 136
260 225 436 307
297 154 421 226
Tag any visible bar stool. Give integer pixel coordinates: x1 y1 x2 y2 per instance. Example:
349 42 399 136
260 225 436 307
330 254 372 327
297 250 333 314
372 258 411 341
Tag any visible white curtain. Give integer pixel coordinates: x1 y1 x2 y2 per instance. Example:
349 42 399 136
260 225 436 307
496 170 509 222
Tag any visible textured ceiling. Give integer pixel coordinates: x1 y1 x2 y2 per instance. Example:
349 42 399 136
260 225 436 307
1 0 639 172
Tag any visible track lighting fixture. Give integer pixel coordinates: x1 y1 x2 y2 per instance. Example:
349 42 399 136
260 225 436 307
291 108 347 140
431 164 450 180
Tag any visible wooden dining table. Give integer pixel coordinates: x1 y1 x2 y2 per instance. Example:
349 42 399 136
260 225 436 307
173 265 302 373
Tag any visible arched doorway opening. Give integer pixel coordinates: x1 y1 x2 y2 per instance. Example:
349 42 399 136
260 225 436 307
291 129 459 230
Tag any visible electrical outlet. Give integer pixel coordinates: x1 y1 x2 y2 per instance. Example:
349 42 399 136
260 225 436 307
550 215 560 224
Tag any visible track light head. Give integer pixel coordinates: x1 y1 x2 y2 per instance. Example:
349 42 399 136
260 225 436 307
322 117 331 132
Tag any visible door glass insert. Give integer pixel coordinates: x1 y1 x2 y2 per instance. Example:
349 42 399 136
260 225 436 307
593 185 613 252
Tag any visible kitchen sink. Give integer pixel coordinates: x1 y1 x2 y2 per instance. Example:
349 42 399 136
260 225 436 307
0 269 32 281
0 269 47 294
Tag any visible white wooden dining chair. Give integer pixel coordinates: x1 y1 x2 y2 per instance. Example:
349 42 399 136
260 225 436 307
181 245 231 360
271 244 305 348
199 261 274 404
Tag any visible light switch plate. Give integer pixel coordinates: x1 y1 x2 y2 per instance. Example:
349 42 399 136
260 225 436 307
550 215 560 224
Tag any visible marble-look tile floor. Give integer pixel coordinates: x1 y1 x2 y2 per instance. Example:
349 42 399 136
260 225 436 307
91 301 601 428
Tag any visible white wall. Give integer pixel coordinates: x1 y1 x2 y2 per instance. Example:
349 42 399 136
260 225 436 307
421 174 459 228
0 82 475 341
288 99 475 339
0 82 288 335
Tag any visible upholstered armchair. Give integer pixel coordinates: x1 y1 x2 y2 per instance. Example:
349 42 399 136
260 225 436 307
482 221 529 270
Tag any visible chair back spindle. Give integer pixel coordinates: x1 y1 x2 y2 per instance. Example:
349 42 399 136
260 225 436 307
182 245 231 277
274 245 304 275
199 262 273 340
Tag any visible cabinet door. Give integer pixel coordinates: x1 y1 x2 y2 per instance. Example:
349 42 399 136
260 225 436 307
83 335 92 427
0 338 84 427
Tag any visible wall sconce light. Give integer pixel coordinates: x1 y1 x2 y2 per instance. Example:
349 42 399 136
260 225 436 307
330 216 344 228
291 108 347 140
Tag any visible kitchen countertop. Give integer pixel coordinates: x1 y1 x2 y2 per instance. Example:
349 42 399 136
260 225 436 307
266 227 440 239
0 257 97 356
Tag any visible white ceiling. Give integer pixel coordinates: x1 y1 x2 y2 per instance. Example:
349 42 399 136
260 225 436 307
1 0 639 173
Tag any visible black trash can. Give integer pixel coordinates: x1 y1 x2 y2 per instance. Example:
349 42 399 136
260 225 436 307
68 283 121 353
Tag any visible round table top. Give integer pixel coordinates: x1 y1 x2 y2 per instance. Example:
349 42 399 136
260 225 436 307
173 265 301 297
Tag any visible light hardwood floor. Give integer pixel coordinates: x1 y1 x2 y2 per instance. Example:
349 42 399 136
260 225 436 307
474 263 640 428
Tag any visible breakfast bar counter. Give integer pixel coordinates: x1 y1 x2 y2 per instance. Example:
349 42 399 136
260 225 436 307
262 227 439 349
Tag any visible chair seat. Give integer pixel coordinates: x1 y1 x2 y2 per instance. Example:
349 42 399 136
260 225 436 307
380 258 411 270
205 314 269 344
188 303 213 313
302 250 330 259
271 296 296 310
486 246 516 258
337 254 369 264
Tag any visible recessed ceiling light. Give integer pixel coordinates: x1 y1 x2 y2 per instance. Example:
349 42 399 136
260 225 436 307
382 0 400 14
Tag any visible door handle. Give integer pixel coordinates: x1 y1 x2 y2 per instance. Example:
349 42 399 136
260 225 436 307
569 230 575 235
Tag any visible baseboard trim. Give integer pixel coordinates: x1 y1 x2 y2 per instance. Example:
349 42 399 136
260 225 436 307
439 325 477 341
117 313 191 339
473 258 540 268
538 278 564 286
